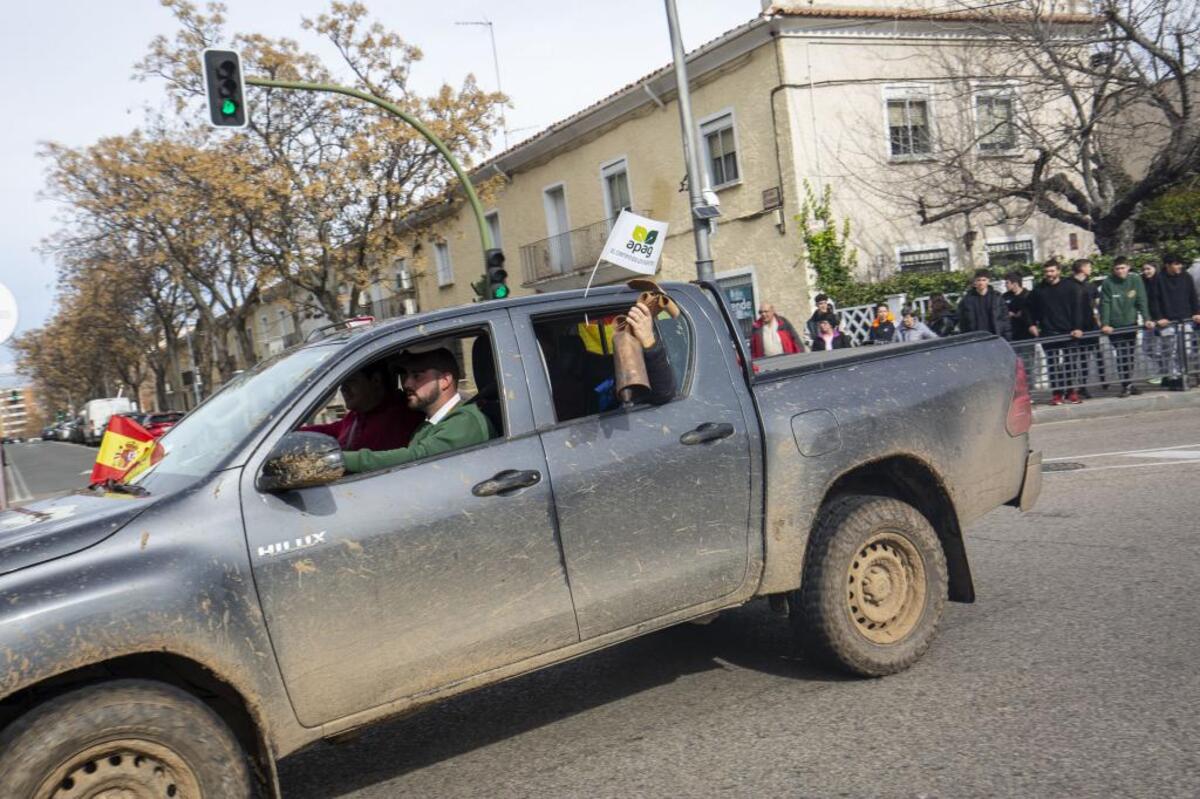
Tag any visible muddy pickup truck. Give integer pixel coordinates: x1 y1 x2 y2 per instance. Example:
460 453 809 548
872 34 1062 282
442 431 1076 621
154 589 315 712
0 282 1040 797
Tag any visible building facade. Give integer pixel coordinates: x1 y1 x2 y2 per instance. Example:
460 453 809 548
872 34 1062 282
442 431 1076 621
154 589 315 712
246 1 1097 345
1 384 39 439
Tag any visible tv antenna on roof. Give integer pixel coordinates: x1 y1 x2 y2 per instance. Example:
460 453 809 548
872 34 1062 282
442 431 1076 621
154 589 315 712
455 19 510 150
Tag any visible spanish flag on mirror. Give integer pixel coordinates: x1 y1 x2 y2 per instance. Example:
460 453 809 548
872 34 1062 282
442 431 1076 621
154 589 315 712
90 415 163 485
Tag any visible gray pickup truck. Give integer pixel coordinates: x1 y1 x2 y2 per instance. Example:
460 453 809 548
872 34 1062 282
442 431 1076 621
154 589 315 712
0 282 1040 797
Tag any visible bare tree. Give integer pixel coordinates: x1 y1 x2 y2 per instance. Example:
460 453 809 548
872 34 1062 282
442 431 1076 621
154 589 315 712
886 0 1199 254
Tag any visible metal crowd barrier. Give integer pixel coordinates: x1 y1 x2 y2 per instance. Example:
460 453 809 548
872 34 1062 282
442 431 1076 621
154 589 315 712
1009 322 1198 400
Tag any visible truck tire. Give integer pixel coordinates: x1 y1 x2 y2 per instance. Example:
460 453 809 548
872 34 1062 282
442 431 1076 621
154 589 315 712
791 494 948 676
0 679 254 799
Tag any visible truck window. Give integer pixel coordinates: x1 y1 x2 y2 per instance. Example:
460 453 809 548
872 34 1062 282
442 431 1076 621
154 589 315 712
532 305 691 423
295 329 504 472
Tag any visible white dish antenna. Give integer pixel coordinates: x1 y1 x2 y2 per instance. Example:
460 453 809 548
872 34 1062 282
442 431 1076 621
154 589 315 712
0 282 17 346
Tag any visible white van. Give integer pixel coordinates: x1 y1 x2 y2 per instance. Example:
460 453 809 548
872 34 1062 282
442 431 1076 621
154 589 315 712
79 397 136 445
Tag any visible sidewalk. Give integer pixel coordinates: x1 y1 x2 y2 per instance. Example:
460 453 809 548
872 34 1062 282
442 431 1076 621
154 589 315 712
1033 387 1200 424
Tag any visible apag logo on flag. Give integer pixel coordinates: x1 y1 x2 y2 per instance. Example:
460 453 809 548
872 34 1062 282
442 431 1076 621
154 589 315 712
628 225 659 257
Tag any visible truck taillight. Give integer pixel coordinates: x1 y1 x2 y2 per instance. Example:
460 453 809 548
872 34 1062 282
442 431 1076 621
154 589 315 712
1007 357 1032 436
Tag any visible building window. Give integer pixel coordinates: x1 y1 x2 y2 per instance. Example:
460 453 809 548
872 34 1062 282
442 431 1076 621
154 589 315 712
976 91 1016 153
700 112 739 188
887 96 932 157
485 212 502 250
899 247 951 273
394 258 412 293
601 158 631 223
434 242 454 287
986 239 1034 267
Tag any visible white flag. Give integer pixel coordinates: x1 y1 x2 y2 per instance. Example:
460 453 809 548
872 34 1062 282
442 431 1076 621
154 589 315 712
599 210 669 276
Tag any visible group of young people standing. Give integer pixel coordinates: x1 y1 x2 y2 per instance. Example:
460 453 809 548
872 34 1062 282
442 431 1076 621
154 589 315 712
967 255 1200 404
748 256 1200 404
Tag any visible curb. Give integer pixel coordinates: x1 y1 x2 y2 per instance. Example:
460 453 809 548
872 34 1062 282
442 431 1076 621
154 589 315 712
1033 389 1200 425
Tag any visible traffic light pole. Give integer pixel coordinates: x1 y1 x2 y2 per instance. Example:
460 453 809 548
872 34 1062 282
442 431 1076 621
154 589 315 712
244 76 495 257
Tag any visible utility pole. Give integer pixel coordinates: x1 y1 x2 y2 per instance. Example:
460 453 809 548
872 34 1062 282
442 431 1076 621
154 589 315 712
184 325 202 408
663 0 716 283
456 20 509 151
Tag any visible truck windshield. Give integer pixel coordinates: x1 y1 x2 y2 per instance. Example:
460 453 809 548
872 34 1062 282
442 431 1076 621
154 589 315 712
130 346 337 490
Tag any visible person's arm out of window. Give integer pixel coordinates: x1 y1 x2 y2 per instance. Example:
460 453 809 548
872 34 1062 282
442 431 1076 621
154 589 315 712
643 340 677 405
342 411 490 473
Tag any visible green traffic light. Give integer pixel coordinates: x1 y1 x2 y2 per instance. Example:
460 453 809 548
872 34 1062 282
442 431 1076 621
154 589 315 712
221 99 238 116
492 285 509 299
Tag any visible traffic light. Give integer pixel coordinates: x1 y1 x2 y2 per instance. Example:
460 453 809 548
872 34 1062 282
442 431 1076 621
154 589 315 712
202 49 248 128
485 248 509 300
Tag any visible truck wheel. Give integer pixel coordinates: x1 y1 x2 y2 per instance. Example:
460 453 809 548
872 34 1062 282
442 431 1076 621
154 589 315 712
792 494 948 676
0 679 254 799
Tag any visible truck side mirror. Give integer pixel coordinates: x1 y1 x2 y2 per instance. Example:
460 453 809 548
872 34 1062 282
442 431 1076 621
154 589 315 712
256 431 345 492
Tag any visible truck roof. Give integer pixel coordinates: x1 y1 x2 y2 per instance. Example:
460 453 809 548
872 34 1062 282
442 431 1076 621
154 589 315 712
307 282 692 350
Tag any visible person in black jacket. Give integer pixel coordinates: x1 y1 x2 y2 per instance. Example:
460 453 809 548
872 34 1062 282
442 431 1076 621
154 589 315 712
1141 261 1169 377
1029 260 1089 405
958 269 1011 340
1152 255 1200 390
1071 259 1104 395
1004 272 1034 341
867 303 897 345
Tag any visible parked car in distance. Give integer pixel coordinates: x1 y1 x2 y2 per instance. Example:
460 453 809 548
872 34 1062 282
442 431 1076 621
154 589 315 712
64 419 84 444
143 411 184 438
40 426 57 441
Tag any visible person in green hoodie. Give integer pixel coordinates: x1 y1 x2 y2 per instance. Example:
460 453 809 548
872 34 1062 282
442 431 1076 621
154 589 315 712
341 347 495 473
1099 257 1152 396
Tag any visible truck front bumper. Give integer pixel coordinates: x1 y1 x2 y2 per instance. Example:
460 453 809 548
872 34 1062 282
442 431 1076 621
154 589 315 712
1010 449 1042 512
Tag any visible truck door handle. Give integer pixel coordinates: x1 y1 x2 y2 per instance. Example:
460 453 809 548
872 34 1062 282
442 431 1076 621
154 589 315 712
472 469 542 497
679 422 735 445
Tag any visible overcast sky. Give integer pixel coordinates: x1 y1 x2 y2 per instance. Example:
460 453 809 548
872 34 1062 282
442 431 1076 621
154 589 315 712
0 0 761 378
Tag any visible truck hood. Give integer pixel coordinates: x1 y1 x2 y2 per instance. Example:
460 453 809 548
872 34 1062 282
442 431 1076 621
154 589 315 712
0 492 155 577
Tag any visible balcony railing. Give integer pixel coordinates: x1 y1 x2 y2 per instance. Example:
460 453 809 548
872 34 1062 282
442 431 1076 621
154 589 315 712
520 211 650 286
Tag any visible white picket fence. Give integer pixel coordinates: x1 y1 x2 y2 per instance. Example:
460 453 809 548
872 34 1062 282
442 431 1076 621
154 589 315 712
833 277 1034 344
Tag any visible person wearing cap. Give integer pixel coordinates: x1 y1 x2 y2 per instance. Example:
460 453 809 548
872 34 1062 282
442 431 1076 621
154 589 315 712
341 348 495 473
811 317 850 350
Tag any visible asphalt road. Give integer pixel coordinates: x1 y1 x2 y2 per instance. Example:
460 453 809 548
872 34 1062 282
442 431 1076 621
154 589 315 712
276 408 1199 799
2 439 95 504
3 410 1197 797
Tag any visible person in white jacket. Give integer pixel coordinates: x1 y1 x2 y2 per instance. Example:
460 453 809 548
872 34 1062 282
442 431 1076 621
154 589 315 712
894 307 939 342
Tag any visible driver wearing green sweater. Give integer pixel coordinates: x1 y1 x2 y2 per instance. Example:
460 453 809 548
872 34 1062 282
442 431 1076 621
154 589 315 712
341 347 494 474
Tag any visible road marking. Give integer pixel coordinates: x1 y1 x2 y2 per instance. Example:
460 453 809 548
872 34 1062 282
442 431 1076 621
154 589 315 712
4 459 33 504
1124 450 1200 460
1044 442 1200 462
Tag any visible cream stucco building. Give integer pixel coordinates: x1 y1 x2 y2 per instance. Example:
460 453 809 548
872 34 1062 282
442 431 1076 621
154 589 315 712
253 1 1098 351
